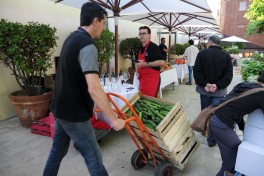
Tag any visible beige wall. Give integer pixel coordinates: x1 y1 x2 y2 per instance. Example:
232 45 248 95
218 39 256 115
0 0 80 120
0 0 157 120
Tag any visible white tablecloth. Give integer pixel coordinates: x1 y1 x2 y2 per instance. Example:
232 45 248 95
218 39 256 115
172 64 188 82
160 68 178 98
133 68 178 98
96 84 138 125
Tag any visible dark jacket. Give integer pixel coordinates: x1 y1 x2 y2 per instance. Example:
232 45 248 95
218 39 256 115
193 46 233 89
215 82 264 130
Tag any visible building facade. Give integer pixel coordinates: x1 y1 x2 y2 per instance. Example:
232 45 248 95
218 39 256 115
220 0 264 49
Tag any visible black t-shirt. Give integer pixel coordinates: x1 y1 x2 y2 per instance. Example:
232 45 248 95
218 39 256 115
215 91 264 128
159 43 167 60
138 41 164 71
51 27 98 122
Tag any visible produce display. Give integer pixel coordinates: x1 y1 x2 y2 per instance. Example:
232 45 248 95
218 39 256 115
174 58 186 64
126 98 173 130
160 62 173 72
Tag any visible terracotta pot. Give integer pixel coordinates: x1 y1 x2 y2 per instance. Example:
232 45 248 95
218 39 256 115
9 91 52 128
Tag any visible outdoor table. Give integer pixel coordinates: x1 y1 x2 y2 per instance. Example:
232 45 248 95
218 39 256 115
172 64 188 83
95 83 139 126
159 68 178 98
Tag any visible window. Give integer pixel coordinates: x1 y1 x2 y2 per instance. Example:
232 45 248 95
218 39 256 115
239 1 247 11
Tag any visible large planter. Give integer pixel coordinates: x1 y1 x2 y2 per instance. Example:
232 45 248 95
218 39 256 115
9 91 52 128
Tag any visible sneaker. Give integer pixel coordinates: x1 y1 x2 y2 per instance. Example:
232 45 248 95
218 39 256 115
208 142 216 147
185 82 192 85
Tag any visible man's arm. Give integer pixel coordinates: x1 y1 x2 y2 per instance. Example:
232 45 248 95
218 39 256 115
193 53 207 87
86 74 125 131
215 54 233 89
136 60 165 68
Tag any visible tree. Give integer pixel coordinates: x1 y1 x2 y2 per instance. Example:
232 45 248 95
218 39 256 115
244 0 264 36
94 29 114 75
0 19 57 96
119 37 141 59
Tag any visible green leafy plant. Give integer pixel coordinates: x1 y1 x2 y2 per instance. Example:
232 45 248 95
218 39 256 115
244 0 264 36
170 44 187 55
0 19 58 96
251 52 264 62
94 29 115 75
224 45 240 54
242 60 264 81
119 37 141 59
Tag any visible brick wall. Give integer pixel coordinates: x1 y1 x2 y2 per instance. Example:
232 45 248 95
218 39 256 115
220 0 264 48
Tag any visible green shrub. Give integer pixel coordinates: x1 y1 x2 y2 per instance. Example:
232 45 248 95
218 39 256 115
251 52 264 62
224 45 240 54
0 19 58 96
94 29 114 75
119 37 141 58
242 61 264 81
170 43 188 55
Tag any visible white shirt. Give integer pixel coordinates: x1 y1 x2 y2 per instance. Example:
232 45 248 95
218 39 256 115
184 45 199 66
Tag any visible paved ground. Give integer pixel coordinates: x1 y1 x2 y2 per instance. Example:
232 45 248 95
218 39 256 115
0 67 243 176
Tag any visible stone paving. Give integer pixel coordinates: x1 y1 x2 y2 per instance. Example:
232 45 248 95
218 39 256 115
0 67 243 176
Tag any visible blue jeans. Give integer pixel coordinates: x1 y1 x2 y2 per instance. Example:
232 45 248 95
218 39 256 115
200 94 223 144
210 115 241 176
188 65 193 83
43 118 108 176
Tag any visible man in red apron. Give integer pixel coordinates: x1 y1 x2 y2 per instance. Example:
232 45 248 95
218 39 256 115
136 26 165 97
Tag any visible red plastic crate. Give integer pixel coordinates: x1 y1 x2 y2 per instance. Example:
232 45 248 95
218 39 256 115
31 116 51 137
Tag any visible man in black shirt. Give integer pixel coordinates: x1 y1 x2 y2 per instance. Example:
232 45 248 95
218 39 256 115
135 26 165 97
193 34 233 147
43 3 125 176
210 70 264 176
159 37 168 60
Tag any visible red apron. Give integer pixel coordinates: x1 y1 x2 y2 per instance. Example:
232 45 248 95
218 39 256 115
138 41 160 97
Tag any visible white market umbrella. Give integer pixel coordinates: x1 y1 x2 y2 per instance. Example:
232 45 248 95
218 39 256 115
175 26 221 39
53 0 212 74
221 36 250 43
119 12 217 60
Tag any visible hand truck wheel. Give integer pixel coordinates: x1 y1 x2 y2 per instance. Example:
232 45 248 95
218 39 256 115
154 161 172 176
131 149 148 170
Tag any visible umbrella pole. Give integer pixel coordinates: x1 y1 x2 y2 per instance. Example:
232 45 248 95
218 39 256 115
168 31 171 62
114 17 119 76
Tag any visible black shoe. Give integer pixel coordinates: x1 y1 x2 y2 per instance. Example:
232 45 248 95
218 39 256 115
185 82 192 85
208 142 216 147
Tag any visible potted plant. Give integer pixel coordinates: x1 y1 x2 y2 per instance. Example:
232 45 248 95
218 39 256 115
119 37 141 82
94 29 115 76
0 19 58 127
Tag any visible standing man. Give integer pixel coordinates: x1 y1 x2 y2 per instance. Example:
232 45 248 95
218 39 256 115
193 34 233 147
135 26 165 97
159 37 168 60
184 39 199 85
43 2 125 176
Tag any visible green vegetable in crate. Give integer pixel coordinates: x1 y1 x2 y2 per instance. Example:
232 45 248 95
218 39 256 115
144 123 155 130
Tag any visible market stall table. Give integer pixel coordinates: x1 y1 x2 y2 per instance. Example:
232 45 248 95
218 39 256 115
160 68 179 98
172 64 188 83
95 83 139 126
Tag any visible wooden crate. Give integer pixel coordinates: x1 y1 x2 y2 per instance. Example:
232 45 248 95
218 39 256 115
125 93 199 170
124 93 183 139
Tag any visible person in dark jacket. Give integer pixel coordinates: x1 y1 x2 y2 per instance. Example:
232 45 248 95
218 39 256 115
211 70 264 176
193 34 233 147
